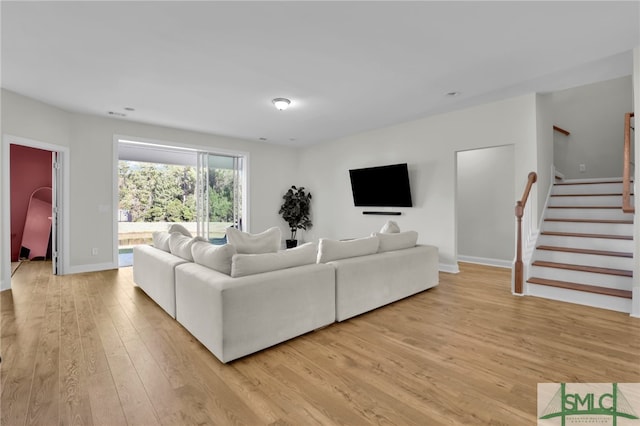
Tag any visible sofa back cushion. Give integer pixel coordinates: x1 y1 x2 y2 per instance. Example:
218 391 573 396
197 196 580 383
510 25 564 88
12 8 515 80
373 231 418 252
317 236 379 263
379 220 401 233
191 241 236 275
231 242 317 278
226 227 281 254
168 224 193 237
152 231 171 252
169 233 205 261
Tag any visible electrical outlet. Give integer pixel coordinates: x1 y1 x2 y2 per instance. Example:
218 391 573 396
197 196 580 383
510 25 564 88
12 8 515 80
579 164 586 172
92 248 99 256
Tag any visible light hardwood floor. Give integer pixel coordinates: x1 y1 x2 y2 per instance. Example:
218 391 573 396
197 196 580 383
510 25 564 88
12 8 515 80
1 261 639 425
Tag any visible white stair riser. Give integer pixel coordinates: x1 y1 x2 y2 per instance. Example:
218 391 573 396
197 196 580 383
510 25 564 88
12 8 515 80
552 183 625 195
545 208 632 221
533 250 634 270
537 234 634 252
548 195 630 207
542 221 633 236
526 284 631 313
530 266 632 290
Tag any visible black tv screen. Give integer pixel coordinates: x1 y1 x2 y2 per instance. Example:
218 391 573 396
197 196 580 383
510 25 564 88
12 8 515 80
349 163 413 207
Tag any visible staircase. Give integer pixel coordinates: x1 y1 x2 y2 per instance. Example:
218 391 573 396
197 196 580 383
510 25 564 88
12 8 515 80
526 178 634 313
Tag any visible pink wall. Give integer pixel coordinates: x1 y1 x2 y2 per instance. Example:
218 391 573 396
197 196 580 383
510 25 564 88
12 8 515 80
10 145 52 261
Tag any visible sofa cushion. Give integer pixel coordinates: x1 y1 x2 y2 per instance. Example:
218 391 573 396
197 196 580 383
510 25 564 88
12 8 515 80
373 231 418 252
168 223 193 237
230 242 317 278
191 241 237 275
226 227 281 254
317 236 379 263
152 231 171 252
169 233 205 261
380 220 401 233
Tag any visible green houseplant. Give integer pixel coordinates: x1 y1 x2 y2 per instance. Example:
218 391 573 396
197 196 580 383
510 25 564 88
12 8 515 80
278 186 312 248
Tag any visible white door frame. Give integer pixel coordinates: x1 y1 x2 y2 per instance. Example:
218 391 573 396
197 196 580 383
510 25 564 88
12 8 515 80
1 134 70 291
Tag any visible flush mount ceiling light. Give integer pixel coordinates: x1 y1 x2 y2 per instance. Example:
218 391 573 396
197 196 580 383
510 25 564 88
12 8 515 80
272 98 291 111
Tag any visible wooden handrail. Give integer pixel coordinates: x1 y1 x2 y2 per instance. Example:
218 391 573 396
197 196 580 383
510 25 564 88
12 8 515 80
514 172 537 295
622 112 635 213
553 125 570 136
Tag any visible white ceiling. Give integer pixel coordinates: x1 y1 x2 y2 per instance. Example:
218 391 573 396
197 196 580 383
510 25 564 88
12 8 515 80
2 1 639 146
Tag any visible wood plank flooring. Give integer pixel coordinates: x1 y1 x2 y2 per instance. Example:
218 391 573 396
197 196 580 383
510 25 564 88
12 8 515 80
1 261 639 425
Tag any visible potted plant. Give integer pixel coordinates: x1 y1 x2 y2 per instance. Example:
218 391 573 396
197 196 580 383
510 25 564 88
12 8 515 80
278 185 312 248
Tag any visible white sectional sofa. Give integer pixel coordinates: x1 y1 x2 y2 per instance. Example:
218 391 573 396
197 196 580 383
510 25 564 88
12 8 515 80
132 224 203 318
133 244 187 318
175 261 335 363
132 225 439 363
316 231 439 321
330 245 439 321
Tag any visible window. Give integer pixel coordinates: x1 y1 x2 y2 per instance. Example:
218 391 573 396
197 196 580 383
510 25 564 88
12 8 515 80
117 139 246 267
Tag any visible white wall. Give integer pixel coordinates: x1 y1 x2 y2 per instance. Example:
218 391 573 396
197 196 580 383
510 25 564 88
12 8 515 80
2 89 298 278
632 47 639 318
298 94 539 271
536 93 555 220
456 145 515 265
552 76 633 179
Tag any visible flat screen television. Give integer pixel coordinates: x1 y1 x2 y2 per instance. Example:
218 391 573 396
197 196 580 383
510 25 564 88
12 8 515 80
349 163 413 207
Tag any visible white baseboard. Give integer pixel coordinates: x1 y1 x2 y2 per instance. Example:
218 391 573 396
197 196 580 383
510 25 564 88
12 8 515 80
457 255 512 269
439 263 460 274
66 261 118 275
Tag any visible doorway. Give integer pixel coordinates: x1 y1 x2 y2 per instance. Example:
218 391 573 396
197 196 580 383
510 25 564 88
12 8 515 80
455 145 515 268
1 135 67 291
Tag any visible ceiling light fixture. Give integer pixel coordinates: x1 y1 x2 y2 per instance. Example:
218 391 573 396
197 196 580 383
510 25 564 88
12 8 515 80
272 98 291 111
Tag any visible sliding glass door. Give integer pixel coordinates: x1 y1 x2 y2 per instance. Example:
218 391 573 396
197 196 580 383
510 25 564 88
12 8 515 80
196 153 244 243
118 139 246 267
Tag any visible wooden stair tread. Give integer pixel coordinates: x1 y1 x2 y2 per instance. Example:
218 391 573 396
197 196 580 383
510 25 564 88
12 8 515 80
541 231 632 240
547 205 623 209
550 193 629 197
554 180 624 186
527 277 632 299
544 218 633 224
536 245 633 258
531 260 632 277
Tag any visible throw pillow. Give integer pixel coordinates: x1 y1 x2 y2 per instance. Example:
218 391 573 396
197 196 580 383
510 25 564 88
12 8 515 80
231 242 317 278
168 224 193 237
152 231 171 252
226 227 281 254
317 236 380 263
380 220 400 233
168 233 205 261
191 241 236 275
373 231 418 252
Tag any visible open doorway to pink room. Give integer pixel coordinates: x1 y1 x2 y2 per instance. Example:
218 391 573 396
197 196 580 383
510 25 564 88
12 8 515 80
1 135 68 291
